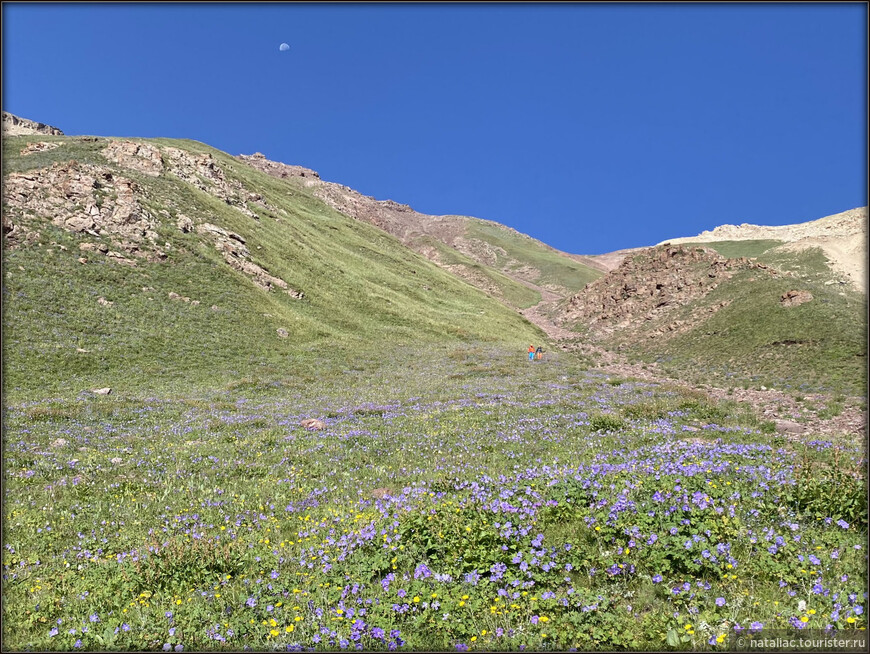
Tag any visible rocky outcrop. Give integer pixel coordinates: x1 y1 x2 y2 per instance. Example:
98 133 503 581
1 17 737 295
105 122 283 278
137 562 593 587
237 152 320 179
452 236 507 268
102 140 164 176
3 213 40 247
163 147 275 218
2 111 63 136
780 290 813 307
3 162 160 259
559 245 773 338
195 222 304 298
20 141 62 156
300 418 326 431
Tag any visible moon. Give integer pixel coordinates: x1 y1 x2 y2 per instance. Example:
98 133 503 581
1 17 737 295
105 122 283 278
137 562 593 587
279 43 290 52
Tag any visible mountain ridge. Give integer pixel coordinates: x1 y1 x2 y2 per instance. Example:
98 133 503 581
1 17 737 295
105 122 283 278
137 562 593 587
235 151 602 307
658 206 867 292
3 114 866 397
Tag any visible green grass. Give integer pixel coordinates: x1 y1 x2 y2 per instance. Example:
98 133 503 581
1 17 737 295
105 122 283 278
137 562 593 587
413 236 542 309
2 345 865 651
608 250 867 395
680 239 784 260
3 132 867 652
463 219 602 294
2 134 545 400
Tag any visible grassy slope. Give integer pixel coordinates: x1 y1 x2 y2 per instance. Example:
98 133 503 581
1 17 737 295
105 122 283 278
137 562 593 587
462 219 602 294
413 235 542 309
604 247 867 395
2 135 545 400
680 239 784 259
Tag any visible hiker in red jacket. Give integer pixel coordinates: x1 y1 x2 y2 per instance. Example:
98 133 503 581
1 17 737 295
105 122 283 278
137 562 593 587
528 344 535 361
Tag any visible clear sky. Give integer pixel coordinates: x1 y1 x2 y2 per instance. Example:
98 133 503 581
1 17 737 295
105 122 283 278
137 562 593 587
3 3 867 254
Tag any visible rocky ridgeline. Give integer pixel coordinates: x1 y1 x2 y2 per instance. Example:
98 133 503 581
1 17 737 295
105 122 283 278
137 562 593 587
559 245 779 339
235 151 558 299
2 111 64 136
660 206 866 244
238 151 445 240
236 152 320 180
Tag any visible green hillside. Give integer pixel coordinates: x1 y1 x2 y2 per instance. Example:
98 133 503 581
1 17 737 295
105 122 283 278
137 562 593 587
680 238 784 260
607 248 867 395
2 134 544 400
413 235 543 308
463 219 602 295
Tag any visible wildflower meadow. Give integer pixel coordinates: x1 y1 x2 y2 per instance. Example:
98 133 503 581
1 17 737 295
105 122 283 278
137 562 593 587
2 345 866 650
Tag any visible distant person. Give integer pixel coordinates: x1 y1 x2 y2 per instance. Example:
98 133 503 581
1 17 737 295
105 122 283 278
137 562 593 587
528 344 535 361
535 346 543 360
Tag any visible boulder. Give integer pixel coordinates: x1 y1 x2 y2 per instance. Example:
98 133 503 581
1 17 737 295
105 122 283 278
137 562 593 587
775 419 808 434
300 418 326 431
176 214 194 233
780 290 813 307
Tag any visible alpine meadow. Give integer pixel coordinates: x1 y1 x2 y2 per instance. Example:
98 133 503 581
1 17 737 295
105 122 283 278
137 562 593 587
2 108 867 654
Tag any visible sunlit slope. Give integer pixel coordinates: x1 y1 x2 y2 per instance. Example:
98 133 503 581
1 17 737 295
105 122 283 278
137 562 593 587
561 242 866 394
460 219 602 295
237 152 603 308
2 134 544 399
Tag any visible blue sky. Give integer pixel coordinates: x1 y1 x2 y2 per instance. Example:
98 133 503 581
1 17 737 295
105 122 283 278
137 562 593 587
3 3 866 254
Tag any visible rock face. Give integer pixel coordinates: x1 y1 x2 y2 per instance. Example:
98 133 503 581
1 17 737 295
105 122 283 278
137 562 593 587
102 140 164 176
3 162 160 256
559 245 771 339
2 111 64 136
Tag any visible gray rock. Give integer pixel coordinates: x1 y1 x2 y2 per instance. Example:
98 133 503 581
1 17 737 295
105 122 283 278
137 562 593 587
92 387 112 395
176 214 194 233
775 420 807 434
